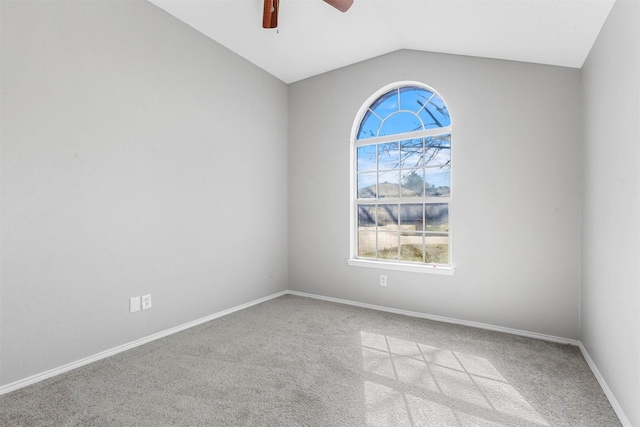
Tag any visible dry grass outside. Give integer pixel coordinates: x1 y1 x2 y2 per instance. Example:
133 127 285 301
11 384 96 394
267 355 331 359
361 243 449 264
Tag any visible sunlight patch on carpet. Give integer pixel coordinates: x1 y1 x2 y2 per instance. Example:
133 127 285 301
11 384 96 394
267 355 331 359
360 331 549 426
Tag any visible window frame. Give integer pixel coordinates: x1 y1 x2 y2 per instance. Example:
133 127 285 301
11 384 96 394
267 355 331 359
348 81 455 276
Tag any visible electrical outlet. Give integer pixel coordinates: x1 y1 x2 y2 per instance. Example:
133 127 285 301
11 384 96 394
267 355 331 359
380 275 387 286
141 294 152 310
130 296 141 313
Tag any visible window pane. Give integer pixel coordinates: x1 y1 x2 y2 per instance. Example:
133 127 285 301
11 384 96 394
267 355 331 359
377 204 398 230
358 205 377 229
357 145 377 172
419 95 451 129
426 237 449 264
378 171 400 198
370 89 399 119
377 232 399 260
425 135 450 167
425 167 450 196
425 201 449 264
419 107 441 129
426 95 451 127
425 204 448 232
400 87 433 113
357 173 377 199
357 110 382 140
400 139 424 169
379 112 422 136
426 134 451 149
358 231 377 258
378 142 399 170
399 204 423 231
401 170 424 197
400 233 424 262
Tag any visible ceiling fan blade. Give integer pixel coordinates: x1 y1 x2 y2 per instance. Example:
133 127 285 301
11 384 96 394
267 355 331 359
323 0 353 13
262 0 279 28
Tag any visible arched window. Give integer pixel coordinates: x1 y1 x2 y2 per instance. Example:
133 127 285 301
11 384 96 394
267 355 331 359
349 82 453 273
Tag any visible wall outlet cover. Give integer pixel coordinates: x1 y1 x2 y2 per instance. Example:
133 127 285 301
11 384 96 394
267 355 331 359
141 294 152 310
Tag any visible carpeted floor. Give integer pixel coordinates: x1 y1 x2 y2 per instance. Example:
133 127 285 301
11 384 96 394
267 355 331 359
0 294 621 426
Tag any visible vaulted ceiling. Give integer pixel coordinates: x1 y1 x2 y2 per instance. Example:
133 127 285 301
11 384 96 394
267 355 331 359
149 0 616 84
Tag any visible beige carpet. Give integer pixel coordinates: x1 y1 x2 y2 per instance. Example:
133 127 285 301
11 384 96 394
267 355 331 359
0 294 621 426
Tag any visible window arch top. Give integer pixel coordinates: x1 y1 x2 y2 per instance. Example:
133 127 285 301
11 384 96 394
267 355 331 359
357 86 451 141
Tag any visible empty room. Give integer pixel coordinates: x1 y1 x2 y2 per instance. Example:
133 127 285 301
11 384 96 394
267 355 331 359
1 0 638 425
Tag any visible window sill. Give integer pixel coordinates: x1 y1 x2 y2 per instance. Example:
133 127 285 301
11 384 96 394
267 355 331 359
347 258 455 276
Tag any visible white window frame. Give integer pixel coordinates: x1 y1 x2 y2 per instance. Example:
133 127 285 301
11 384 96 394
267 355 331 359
348 81 455 275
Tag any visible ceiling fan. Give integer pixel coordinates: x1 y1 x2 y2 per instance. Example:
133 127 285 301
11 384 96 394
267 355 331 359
263 0 354 28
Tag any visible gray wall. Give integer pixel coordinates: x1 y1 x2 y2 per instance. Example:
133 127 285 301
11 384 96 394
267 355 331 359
0 1 288 386
581 0 640 425
3 2 637 422
288 50 583 340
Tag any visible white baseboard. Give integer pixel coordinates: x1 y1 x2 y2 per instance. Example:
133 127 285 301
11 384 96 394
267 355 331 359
578 343 632 427
1 288 631 427
0 290 288 396
287 290 579 345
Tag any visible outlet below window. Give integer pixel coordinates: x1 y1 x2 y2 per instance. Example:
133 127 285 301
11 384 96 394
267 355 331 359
141 294 152 310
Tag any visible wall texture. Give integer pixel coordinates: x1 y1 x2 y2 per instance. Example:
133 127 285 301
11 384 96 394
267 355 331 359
288 50 583 340
0 1 288 386
581 0 640 425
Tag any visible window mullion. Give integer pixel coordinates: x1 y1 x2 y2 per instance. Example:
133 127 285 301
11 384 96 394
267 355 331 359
357 197 451 205
354 127 451 146
375 204 379 258
422 202 426 263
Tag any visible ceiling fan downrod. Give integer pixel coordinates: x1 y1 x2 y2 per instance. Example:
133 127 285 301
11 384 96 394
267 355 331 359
262 0 279 29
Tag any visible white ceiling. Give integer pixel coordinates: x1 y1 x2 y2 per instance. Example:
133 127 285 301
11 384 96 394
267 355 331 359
148 0 616 84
